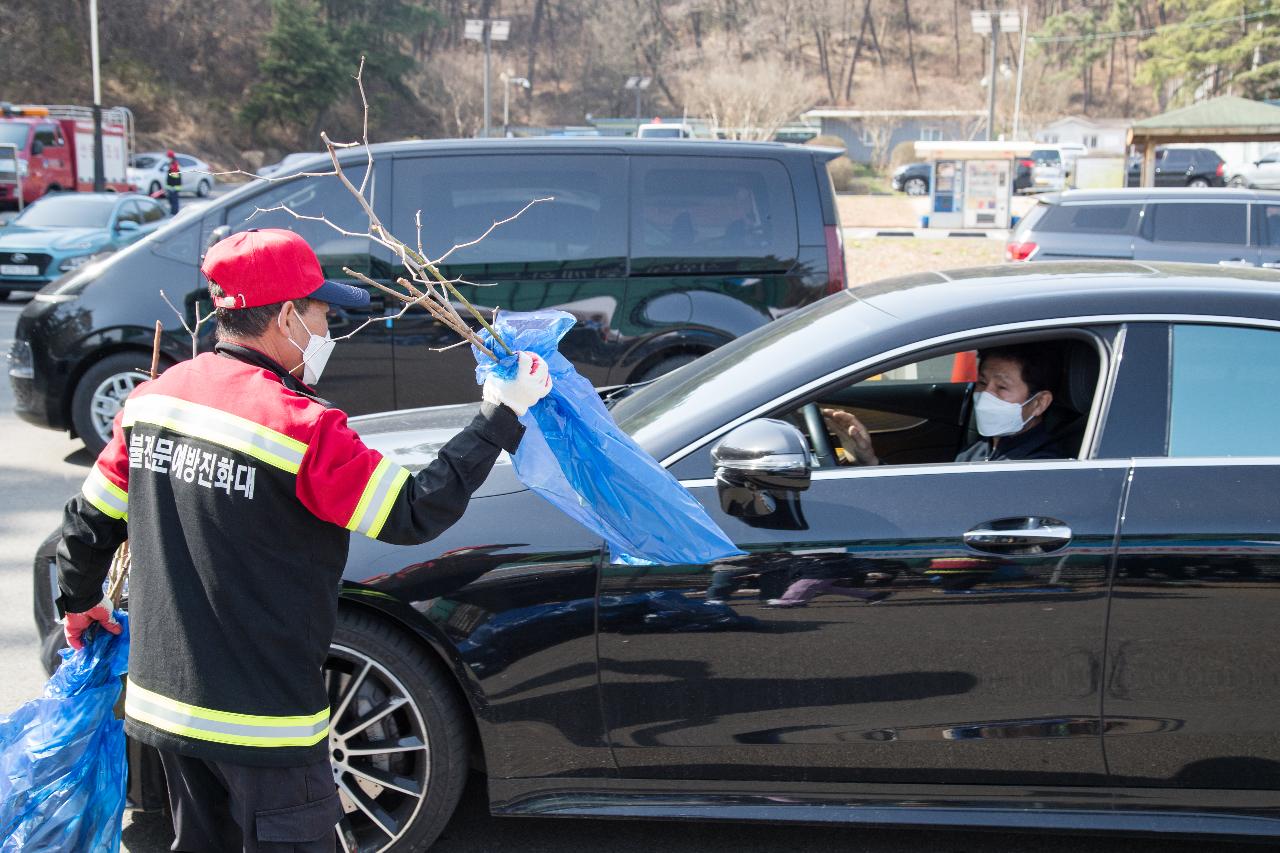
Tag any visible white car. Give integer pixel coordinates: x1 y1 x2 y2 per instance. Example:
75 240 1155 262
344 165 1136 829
636 122 696 139
1228 148 1280 188
127 151 215 197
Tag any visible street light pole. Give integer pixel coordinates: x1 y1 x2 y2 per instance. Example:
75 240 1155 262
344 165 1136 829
89 0 104 191
1012 7 1029 139
501 73 530 137
985 23 998 141
972 10 1020 142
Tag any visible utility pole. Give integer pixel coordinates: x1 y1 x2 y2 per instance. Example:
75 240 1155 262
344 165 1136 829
624 76 651 121
501 72 530 137
971 9 1021 141
1012 7 1028 139
89 0 104 191
465 19 511 138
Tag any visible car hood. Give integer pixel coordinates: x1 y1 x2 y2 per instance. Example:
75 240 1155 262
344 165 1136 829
0 225 108 251
349 402 527 498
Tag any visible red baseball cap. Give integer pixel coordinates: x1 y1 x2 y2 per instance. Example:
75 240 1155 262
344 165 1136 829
201 228 371 310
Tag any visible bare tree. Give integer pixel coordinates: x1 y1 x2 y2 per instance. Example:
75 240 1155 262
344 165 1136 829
681 58 820 140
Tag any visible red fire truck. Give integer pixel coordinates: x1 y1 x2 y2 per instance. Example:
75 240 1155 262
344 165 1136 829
0 103 135 208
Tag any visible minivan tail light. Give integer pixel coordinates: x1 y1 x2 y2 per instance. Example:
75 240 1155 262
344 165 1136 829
1216 161 1225 177
824 225 847 294
1006 240 1038 261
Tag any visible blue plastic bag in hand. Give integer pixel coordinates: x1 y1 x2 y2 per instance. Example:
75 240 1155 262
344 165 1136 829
474 310 744 565
0 612 129 853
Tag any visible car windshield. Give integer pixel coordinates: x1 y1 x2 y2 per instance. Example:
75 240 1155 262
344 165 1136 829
1032 150 1061 164
14 196 116 228
0 124 29 148
132 155 158 168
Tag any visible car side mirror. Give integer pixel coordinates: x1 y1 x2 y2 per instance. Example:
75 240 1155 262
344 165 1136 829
711 418 811 523
116 219 140 232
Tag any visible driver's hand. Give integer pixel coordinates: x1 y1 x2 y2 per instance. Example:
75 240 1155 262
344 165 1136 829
822 408 880 466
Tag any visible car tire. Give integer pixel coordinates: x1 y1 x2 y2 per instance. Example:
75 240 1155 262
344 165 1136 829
148 181 161 195
196 179 211 198
330 607 470 853
1188 177 1210 188
70 351 155 456
904 177 928 196
1229 175 1249 188
636 352 701 382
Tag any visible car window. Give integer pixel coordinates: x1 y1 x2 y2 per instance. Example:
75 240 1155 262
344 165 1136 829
1031 149 1061 165
1258 205 1280 247
1161 150 1192 167
177 156 198 168
1148 203 1246 244
34 126 60 147
1036 203 1141 235
391 153 626 271
770 338 1098 470
226 163 375 279
132 155 158 169
1169 324 1280 457
13 195 115 228
139 199 166 223
630 155 798 272
116 200 143 225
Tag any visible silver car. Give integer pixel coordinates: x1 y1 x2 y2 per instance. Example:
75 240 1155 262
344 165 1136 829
1007 187 1280 268
127 151 215 197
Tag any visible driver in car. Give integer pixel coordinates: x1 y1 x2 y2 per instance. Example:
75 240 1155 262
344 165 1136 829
823 344 1062 465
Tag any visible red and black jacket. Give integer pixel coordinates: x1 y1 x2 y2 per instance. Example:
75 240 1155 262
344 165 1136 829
57 342 523 766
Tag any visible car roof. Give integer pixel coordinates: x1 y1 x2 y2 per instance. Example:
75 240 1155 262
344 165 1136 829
273 137 829 173
1039 187 1280 204
618 262 1280 461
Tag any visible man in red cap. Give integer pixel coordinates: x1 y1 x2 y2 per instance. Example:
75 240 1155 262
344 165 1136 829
165 149 182 215
55 228 551 852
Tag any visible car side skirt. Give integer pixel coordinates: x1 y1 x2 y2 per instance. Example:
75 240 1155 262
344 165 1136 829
488 778 1280 839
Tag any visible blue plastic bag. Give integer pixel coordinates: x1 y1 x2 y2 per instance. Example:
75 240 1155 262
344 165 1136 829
0 613 129 853
474 310 744 565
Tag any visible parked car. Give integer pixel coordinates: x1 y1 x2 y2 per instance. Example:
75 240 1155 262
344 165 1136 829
127 151 215 197
1029 147 1066 190
891 161 930 195
1126 146 1226 187
0 192 168 299
257 151 323 178
9 138 846 454
1227 147 1280 188
636 122 696 139
1005 187 1280 264
894 161 1034 196
33 261 1280 850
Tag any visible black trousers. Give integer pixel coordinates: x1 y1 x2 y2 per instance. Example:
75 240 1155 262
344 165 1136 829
166 188 180 215
158 749 343 853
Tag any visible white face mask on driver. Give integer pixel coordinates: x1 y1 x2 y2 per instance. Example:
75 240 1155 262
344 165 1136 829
973 390 1041 438
282 311 334 386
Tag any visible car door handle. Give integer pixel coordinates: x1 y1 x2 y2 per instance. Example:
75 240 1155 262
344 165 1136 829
963 517 1072 554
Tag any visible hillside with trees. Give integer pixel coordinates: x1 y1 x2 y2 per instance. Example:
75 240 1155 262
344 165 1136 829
1 0 1277 169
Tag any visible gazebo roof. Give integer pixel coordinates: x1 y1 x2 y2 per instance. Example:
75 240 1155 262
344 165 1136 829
1129 96 1280 143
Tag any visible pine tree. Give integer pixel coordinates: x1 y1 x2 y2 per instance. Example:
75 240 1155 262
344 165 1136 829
240 0 346 144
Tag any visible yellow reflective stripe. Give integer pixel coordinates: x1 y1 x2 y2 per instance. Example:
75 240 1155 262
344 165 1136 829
346 458 391 533
123 395 307 474
367 466 410 540
346 458 410 539
82 466 128 520
125 681 329 748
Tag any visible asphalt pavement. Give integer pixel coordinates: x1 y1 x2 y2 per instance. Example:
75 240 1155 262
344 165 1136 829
0 294 1254 853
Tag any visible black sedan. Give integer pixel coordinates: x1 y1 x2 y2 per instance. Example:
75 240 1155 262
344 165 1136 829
34 262 1280 851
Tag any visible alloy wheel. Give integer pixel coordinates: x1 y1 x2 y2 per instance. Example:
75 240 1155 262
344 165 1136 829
88 371 146 445
327 644 431 853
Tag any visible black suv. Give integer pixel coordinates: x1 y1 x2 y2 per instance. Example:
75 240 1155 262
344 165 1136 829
8 139 845 452
1126 146 1226 187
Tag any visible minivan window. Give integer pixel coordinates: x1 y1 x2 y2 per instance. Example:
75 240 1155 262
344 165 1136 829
1148 202 1246 245
1038 203 1140 235
393 154 626 273
1259 204 1280 246
630 155 797 273
226 164 375 278
1169 324 1280 457
1031 149 1061 164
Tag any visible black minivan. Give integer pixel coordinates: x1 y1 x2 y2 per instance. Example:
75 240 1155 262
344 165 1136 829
9 139 846 452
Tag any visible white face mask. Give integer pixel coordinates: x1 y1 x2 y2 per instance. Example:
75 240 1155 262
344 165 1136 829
974 390 1040 438
282 311 334 386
